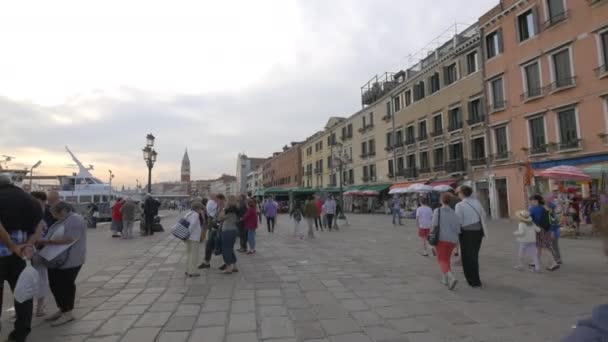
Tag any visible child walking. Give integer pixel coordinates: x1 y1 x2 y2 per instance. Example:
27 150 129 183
242 199 258 254
514 210 541 272
416 197 434 256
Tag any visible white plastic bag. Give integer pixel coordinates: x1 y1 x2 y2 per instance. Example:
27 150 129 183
14 260 40 303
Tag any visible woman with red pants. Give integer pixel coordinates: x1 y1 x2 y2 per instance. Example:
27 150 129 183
431 193 462 290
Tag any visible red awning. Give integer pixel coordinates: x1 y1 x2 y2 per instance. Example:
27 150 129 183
429 179 457 187
390 180 430 191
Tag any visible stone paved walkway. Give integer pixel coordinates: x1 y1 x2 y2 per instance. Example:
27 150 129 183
4 213 608 342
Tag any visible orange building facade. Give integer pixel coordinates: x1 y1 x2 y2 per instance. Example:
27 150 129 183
479 0 608 218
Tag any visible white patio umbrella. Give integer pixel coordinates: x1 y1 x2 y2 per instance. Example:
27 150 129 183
433 184 454 192
405 183 434 193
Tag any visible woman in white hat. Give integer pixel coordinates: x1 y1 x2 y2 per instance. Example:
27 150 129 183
513 210 541 272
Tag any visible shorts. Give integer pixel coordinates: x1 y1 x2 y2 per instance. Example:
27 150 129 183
418 228 430 239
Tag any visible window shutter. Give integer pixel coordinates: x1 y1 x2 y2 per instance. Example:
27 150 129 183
532 6 540 36
497 28 504 54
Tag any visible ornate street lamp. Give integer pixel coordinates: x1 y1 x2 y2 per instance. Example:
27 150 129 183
143 134 157 193
108 169 115 199
332 142 350 222
28 160 42 190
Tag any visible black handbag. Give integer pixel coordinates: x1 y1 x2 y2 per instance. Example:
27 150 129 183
213 228 223 255
427 208 440 246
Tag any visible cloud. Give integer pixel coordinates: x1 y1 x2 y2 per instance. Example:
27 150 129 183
0 0 497 187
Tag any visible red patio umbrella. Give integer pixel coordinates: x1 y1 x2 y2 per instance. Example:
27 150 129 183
539 165 591 182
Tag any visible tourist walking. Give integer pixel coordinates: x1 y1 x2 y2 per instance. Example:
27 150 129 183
290 201 304 239
110 198 124 238
120 198 137 239
182 201 205 277
30 191 51 317
416 197 433 256
303 196 317 238
325 196 337 231
455 185 487 288
257 198 263 224
42 201 87 327
264 196 278 233
143 195 160 236
237 194 248 253
529 195 560 271
546 197 563 265
391 195 403 225
199 194 220 269
432 193 461 290
242 199 258 254
513 210 541 272
220 195 239 274
0 175 44 342
314 196 324 230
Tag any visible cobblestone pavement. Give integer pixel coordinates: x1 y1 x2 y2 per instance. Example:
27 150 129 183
3 212 607 342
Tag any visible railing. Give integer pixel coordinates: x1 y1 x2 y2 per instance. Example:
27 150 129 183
418 166 431 174
314 168 322 174
368 151 376 157
387 173 394 178
382 114 392 122
467 115 486 126
543 10 568 28
358 124 375 133
384 145 394 152
492 151 511 162
448 122 463 132
360 153 368 159
520 87 544 101
558 139 581 150
405 138 416 146
530 145 548 155
489 101 506 112
595 65 607 77
469 157 487 166
446 159 466 172
587 0 606 6
432 164 446 172
548 76 576 91
417 135 428 142
403 168 417 178
431 129 444 137
362 176 370 182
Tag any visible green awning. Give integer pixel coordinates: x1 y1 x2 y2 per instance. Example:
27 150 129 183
291 187 318 195
322 187 343 193
263 187 290 195
343 185 366 192
253 190 265 196
363 184 391 192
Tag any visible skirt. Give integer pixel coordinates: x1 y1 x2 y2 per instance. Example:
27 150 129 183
418 228 430 239
536 230 553 249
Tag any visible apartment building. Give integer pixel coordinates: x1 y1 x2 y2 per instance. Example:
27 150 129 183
480 0 608 218
300 118 345 188
262 143 303 189
385 25 485 194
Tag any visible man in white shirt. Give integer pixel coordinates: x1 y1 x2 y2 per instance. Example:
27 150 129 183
199 194 219 269
324 197 337 231
206 194 218 220
454 185 486 288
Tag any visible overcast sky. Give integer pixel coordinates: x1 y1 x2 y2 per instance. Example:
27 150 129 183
0 0 496 187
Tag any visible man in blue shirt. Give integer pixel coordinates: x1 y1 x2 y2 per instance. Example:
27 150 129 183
0 176 44 342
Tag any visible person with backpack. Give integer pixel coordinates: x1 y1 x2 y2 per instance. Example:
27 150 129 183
529 194 560 271
290 201 304 239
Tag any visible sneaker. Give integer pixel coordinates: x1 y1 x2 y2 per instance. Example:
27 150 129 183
219 264 227 271
514 265 524 271
36 305 46 317
441 275 448 286
45 310 63 322
421 251 429 257
448 278 458 290
198 263 210 269
50 312 74 327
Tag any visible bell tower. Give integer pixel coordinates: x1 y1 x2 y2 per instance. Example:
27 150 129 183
181 149 191 183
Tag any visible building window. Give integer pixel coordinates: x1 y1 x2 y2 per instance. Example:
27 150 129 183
528 116 547 154
361 141 368 157
369 112 374 126
386 132 393 149
362 165 369 181
550 47 574 89
394 96 401 112
546 0 567 26
396 130 403 146
430 72 440 94
557 107 579 149
413 81 426 101
369 139 376 156
347 124 353 137
406 154 416 170
397 156 404 173
468 98 484 124
388 159 394 177
523 60 542 99
420 151 429 170
449 143 464 161
517 9 537 42
494 126 509 159
489 77 505 111
471 137 486 165
432 114 443 135
328 156 332 169
418 121 427 141
433 148 444 168
445 63 458 85
405 89 412 106
362 116 366 128
466 51 478 74
448 107 463 131
597 30 608 75
485 29 503 59
369 164 376 181
406 126 415 144
348 169 354 184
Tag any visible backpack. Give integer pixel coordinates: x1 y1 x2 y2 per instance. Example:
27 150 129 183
538 208 551 231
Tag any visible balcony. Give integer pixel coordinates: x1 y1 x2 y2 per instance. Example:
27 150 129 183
384 145 394 152
340 133 353 141
448 122 463 132
431 129 444 137
558 139 582 151
403 168 417 178
520 87 545 102
405 138 416 146
432 164 446 172
595 65 608 78
358 124 375 134
418 166 430 174
469 157 487 167
548 76 577 92
382 114 392 122
368 151 376 157
588 0 607 6
362 176 370 182
544 10 569 28
492 151 511 162
360 153 368 159
387 173 394 179
417 135 428 142
446 159 466 173
489 101 506 112
314 168 322 174
467 115 486 126
529 145 548 155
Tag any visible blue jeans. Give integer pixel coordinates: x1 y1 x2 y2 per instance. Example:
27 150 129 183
392 208 402 224
247 230 256 250
222 229 238 265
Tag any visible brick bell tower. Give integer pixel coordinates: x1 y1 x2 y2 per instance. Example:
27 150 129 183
181 149 191 194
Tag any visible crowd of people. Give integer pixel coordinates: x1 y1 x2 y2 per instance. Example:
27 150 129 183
0 175 88 342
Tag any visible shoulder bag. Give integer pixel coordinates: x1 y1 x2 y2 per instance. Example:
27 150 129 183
462 201 484 236
171 212 192 241
427 208 440 246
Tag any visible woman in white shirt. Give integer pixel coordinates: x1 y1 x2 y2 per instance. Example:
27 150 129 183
454 185 487 288
416 197 434 256
184 201 205 277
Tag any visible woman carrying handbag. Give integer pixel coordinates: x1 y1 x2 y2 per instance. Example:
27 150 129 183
431 193 462 290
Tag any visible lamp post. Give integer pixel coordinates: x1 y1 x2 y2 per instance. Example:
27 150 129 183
108 169 115 200
28 160 42 190
332 143 349 221
136 179 139 190
143 133 157 194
